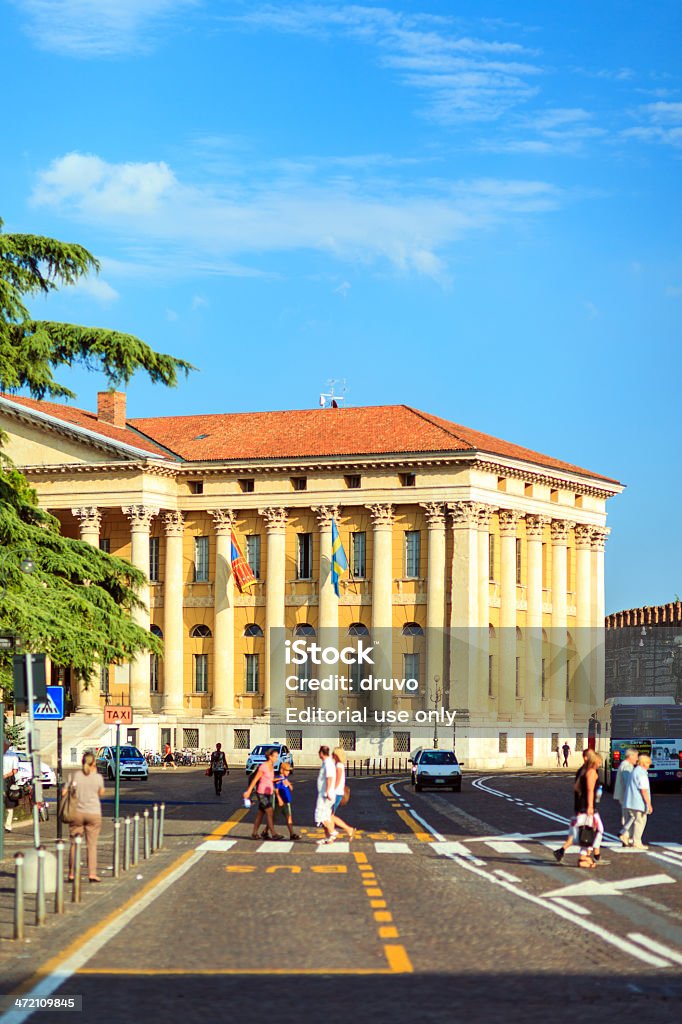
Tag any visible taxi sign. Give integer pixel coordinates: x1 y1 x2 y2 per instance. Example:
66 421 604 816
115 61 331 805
104 705 133 725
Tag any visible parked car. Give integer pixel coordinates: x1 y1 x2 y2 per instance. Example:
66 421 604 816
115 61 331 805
410 748 462 792
245 742 294 775
95 745 149 781
9 750 57 788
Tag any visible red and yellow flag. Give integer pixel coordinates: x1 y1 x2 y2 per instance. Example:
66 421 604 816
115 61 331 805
230 531 256 592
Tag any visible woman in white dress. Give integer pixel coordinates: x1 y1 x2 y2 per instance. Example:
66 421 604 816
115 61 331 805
314 745 336 842
330 747 354 840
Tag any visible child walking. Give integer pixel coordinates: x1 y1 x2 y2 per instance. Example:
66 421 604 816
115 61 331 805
273 762 300 840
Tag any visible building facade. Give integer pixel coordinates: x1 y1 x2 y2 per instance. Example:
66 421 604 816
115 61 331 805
605 603 682 703
0 392 622 767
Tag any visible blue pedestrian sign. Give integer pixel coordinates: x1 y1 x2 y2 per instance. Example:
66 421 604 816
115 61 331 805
34 685 65 720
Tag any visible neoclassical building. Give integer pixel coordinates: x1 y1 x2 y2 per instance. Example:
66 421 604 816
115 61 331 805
0 391 622 767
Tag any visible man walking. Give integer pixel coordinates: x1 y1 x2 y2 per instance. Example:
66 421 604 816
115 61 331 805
614 748 639 846
623 754 653 849
561 741 571 767
210 742 228 795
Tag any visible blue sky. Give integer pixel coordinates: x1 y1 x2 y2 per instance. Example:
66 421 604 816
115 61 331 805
1 0 680 613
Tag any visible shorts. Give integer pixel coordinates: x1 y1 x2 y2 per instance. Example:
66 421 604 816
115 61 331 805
257 793 274 813
333 795 343 813
277 802 292 821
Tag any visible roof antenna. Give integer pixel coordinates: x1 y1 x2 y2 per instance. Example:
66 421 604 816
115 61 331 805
319 378 348 409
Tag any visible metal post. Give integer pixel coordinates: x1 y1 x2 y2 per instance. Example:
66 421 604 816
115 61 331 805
35 846 46 926
24 652 42 849
159 803 165 850
56 724 63 841
14 852 25 941
55 840 65 914
152 803 159 852
113 819 121 878
132 813 140 866
123 817 131 871
73 835 82 903
143 809 150 859
114 723 121 823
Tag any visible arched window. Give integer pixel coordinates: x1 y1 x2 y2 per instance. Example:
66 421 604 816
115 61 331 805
402 622 424 637
190 624 212 639
150 624 163 638
244 623 264 638
294 623 316 637
348 622 369 637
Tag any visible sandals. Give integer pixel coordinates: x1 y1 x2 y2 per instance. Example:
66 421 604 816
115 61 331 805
578 855 596 869
347 829 355 842
290 834 300 841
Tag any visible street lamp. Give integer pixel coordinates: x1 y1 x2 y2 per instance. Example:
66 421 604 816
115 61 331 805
431 674 441 749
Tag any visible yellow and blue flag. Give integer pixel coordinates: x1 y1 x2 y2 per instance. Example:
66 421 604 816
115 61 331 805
331 518 348 597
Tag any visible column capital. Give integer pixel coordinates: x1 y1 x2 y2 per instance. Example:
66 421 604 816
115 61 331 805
420 502 446 529
366 503 394 528
590 526 610 552
258 506 289 532
574 523 593 550
71 506 102 532
550 519 575 545
525 513 550 540
477 504 498 530
311 505 341 528
210 509 237 536
497 508 523 537
163 510 185 537
122 505 159 530
448 501 481 528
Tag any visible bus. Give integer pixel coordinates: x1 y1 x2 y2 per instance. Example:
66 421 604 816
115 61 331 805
588 696 682 789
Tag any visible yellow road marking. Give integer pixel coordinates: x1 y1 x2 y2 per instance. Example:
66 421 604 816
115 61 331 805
379 927 399 939
354 851 368 864
225 865 256 873
384 945 413 972
311 865 347 874
366 888 383 897
209 807 248 838
77 967 400 976
266 865 301 873
374 911 392 922
370 900 387 908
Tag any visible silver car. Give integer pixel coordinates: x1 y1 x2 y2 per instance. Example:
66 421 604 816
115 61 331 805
95 745 149 781
410 748 462 792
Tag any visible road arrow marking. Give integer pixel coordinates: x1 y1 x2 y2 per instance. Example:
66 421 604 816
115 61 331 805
544 873 676 899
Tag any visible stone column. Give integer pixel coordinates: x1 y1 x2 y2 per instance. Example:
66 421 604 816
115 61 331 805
524 515 546 721
367 504 394 712
259 507 289 715
550 519 575 722
71 507 103 712
477 505 496 709
162 512 185 715
209 510 236 716
421 503 447 713
591 527 609 708
123 505 159 715
498 509 522 719
448 502 480 713
312 505 341 712
574 524 593 717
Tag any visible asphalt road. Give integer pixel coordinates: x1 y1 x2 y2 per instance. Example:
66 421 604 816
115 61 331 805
2 766 682 1024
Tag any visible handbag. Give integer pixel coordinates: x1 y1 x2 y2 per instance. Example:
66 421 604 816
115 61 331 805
59 784 76 824
340 785 350 807
577 814 595 846
205 767 213 777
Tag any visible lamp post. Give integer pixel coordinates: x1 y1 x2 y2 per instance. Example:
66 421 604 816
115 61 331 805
431 675 441 749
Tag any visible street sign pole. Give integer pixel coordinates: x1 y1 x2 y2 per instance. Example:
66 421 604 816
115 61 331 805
114 723 121 822
24 652 42 849
56 723 63 841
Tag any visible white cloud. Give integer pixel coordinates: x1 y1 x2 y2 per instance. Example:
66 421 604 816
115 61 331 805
230 5 543 124
12 0 197 57
623 102 682 148
480 107 605 155
31 151 561 284
191 294 209 309
334 281 351 298
68 275 120 303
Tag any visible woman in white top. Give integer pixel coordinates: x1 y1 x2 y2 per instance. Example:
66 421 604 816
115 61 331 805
330 747 354 841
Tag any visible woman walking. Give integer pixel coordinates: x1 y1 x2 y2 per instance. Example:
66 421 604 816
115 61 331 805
209 742 229 796
63 752 105 883
554 749 604 868
315 745 337 843
243 747 284 840
329 748 354 841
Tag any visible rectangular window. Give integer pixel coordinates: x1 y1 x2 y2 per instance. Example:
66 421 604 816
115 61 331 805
403 652 420 686
100 664 109 695
291 476 307 491
575 732 584 752
189 480 204 495
515 538 522 585
488 655 494 697
149 536 160 583
393 731 411 753
245 654 259 694
351 531 366 578
150 654 159 693
489 534 495 582
344 474 361 489
399 472 416 487
339 730 356 751
239 478 254 493
194 653 208 693
515 657 521 698
405 530 421 578
234 728 250 750
498 732 508 753
194 536 209 582
297 533 313 579
99 538 110 554
246 535 261 579
286 729 303 751
541 658 547 700
183 728 199 749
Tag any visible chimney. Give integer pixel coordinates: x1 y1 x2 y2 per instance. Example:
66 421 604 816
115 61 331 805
97 390 127 428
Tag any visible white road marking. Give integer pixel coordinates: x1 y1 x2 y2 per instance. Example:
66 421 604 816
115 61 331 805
493 869 522 883
550 897 591 916
628 933 682 966
317 841 350 853
543 873 675 899
197 839 237 852
256 841 294 853
374 841 412 854
485 841 531 855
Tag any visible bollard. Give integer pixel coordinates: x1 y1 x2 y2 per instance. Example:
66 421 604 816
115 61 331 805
123 818 131 872
159 803 166 850
113 819 121 878
152 803 159 853
132 813 140 866
14 852 25 941
36 846 46 926
55 840 65 914
73 835 82 903
143 809 150 860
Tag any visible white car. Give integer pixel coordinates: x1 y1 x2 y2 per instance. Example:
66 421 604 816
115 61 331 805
410 748 462 792
8 750 57 788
